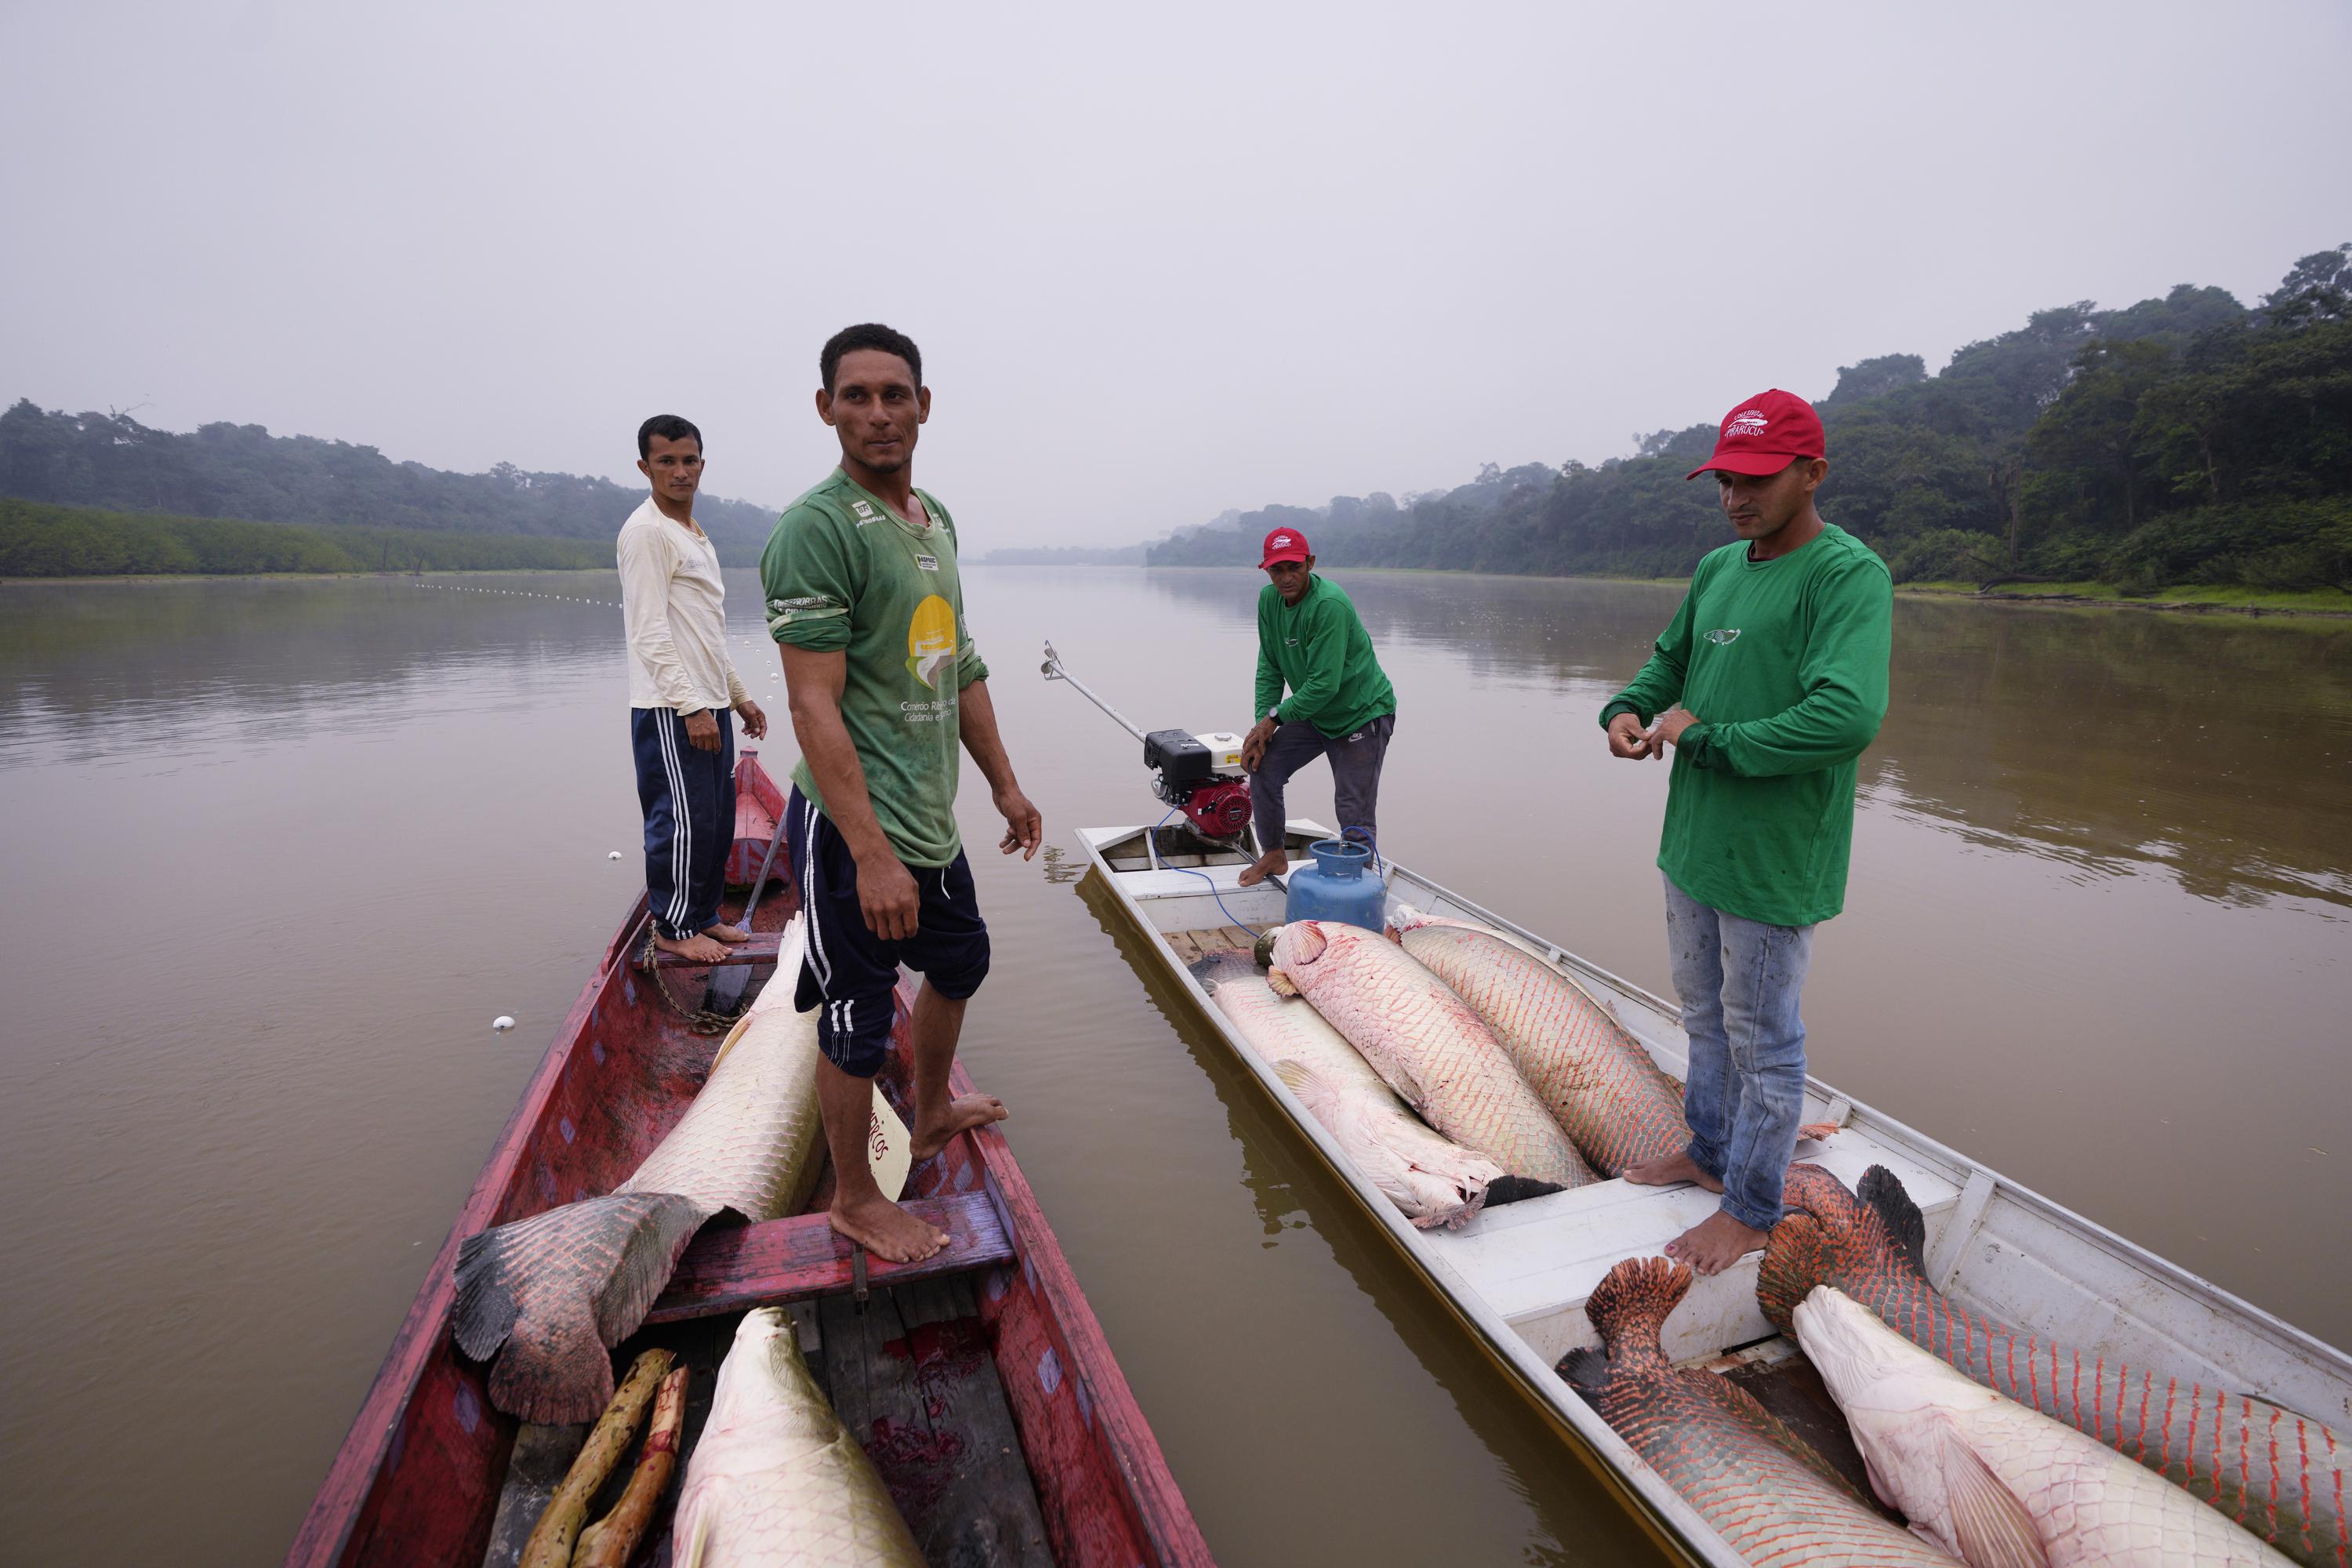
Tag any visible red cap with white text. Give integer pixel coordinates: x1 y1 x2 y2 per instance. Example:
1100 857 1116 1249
1259 526 1312 568
1686 389 1826 480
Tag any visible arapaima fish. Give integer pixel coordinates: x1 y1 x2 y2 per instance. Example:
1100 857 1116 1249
1760 1163 2348 1566
454 917 827 1423
1560 1258 1960 1566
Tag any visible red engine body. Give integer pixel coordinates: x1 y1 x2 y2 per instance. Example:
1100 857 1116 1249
1176 777 1253 839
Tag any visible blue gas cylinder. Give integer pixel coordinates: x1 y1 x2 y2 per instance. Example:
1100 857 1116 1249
1283 840 1385 932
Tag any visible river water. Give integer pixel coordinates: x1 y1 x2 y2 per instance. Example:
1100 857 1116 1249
2 567 2347 1565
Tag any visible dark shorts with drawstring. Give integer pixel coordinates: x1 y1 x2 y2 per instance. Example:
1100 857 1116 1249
785 785 990 1078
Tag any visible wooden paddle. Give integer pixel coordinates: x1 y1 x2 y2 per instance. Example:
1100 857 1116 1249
703 806 790 1017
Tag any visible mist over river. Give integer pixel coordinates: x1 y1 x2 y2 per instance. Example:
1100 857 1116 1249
2 566 2346 1565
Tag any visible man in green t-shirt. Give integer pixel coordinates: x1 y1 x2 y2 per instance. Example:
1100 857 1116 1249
1601 390 1892 1277
1237 525 1399 886
763 323 1042 1265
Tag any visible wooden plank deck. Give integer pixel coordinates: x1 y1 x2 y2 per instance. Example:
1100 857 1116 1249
645 1192 1014 1323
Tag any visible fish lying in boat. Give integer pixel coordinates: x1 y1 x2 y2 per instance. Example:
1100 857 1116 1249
1559 1258 1960 1566
454 918 827 1423
1795 1283 2297 1566
674 1306 924 1568
1760 1164 2349 1568
1388 904 1689 1175
1266 920 1594 1190
1193 949 1503 1229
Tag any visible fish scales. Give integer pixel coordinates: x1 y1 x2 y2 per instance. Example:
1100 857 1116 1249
1391 911 1688 1176
1195 949 1501 1229
1762 1163 2349 1567
454 919 829 1424
1560 1258 1960 1566
1797 1284 2297 1566
675 1307 924 1567
1267 920 1593 1189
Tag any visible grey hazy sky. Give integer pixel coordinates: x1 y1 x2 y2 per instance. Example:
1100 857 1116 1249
5 2 2347 549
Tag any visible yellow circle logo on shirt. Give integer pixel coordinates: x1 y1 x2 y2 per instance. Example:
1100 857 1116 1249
906 594 956 689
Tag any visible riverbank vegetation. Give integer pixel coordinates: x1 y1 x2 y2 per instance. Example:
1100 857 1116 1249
1149 245 2352 601
0 403 778 568
0 497 610 577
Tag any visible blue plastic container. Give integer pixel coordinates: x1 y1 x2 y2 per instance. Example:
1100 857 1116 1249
1283 839 1385 932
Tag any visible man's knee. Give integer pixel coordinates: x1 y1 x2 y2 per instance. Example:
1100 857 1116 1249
815 991 897 1079
919 933 990 1000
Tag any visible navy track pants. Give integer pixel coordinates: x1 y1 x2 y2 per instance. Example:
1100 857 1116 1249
632 706 735 941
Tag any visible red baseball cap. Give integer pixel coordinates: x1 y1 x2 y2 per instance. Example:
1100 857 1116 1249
1686 389 1826 480
1260 526 1312 568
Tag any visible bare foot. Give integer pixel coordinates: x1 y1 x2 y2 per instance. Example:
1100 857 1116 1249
829 1190 949 1264
1621 1150 1724 1192
702 921 751 944
912 1094 1008 1161
1663 1208 1769 1276
652 930 731 964
1236 848 1288 887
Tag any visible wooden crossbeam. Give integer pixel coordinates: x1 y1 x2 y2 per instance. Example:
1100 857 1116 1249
647 931 785 969
644 1191 1012 1323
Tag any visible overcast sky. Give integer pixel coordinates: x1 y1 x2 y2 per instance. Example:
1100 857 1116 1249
4 2 2347 548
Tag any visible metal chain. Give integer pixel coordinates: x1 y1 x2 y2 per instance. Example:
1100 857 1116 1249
635 927 744 1035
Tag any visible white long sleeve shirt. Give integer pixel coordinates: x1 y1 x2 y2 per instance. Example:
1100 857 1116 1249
617 498 750 713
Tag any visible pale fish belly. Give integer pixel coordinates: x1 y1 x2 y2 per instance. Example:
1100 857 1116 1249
1268 920 1593 1189
1795 1287 2297 1568
675 1308 924 1568
1395 920 1689 1176
1196 949 1501 1229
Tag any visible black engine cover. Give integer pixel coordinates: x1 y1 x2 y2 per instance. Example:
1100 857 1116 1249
1143 728 1213 789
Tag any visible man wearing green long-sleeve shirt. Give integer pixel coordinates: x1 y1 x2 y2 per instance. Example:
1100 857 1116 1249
1604 390 1893 1278
1238 525 1397 886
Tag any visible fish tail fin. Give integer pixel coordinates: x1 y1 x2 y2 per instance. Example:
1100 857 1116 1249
1758 1163 1864 1331
1484 1175 1564 1207
452 1191 713 1425
1584 1256 1690 1367
1857 1164 1930 1279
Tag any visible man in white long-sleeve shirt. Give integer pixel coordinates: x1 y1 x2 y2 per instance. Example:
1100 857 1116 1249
620 414 768 964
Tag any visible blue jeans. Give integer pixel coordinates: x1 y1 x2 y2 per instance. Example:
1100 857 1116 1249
1661 873 1816 1232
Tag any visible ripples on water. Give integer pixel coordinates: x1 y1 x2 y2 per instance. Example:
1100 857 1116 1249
0 567 2345 1566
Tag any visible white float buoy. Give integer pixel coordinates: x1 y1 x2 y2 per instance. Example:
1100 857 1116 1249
492 1015 516 1033
608 850 622 860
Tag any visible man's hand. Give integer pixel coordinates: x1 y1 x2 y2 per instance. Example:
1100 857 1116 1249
1651 706 1700 750
1606 711 1659 760
1242 716 1278 773
994 784 1043 861
683 709 723 753
735 698 768 740
855 851 921 942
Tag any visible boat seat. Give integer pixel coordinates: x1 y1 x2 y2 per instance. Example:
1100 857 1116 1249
1426 1129 1962 1367
648 929 786 969
644 1190 1014 1323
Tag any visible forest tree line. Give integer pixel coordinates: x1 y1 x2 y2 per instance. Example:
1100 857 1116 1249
1148 245 2352 594
0 402 779 570
0 497 611 577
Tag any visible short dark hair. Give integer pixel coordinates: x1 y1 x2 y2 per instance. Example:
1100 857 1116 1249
820 324 922 393
637 414 701 459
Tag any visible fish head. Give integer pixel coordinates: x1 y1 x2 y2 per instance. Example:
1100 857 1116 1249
1386 902 1434 935
1791 1287 1996 1519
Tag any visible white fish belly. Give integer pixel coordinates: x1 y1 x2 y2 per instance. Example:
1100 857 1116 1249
1202 953 1501 1227
620 920 825 1223
674 1308 924 1568
1272 922 1592 1189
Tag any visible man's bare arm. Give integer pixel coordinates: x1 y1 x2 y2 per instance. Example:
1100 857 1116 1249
779 643 920 939
957 677 1042 859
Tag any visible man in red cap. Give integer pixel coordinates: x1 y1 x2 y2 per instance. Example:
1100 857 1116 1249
1237 526 1397 885
1601 390 1893 1276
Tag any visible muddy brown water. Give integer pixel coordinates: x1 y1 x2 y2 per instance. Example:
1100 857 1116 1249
2 567 2346 1565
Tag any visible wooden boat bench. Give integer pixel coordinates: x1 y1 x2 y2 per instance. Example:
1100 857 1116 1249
645 1190 1017 1323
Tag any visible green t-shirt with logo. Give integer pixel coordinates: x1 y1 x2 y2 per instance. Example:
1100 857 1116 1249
1600 524 1892 927
761 470 989 868
1254 574 1397 739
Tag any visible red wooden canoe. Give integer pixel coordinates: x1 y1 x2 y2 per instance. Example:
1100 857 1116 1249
288 752 1212 1567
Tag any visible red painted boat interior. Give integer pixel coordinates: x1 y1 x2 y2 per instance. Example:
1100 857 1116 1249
286 755 1210 1568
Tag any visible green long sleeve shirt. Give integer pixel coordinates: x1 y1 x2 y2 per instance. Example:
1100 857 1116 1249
1254 575 1396 739
1600 524 1893 927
